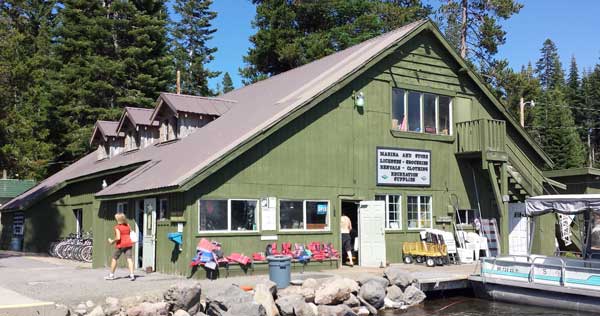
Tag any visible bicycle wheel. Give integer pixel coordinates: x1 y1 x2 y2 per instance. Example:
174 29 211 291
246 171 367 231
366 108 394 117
81 245 93 263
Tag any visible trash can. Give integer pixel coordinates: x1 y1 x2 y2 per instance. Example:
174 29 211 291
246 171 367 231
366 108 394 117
10 236 23 251
267 255 291 289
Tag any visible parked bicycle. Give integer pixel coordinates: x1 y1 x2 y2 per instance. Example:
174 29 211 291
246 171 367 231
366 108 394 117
48 232 93 262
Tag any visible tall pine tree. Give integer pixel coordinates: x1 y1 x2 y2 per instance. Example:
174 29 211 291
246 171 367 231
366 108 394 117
0 1 55 179
241 0 431 84
535 39 565 90
221 72 234 93
172 0 219 96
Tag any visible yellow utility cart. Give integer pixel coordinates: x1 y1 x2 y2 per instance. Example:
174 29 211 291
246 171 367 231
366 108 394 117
402 242 448 267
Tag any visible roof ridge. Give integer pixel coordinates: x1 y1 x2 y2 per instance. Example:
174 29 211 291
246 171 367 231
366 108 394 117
160 93 238 103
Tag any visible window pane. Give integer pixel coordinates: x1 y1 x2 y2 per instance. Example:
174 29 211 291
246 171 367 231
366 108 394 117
280 200 303 229
407 92 421 132
407 196 419 228
420 196 432 228
423 94 436 134
439 96 451 135
159 199 168 220
388 195 401 229
306 201 328 230
199 200 227 231
391 89 406 131
231 200 257 231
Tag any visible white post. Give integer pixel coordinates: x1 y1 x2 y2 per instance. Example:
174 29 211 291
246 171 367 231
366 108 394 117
520 97 525 128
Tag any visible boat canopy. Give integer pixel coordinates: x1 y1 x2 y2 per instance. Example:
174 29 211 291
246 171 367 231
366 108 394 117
526 194 600 216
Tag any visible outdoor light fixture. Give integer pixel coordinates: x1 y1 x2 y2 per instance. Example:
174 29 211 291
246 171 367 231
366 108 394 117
102 179 107 189
354 91 365 109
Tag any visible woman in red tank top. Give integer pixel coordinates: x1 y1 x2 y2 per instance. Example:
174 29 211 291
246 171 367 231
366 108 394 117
105 213 136 281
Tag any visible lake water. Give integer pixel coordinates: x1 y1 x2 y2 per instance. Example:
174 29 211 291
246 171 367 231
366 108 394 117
383 296 597 316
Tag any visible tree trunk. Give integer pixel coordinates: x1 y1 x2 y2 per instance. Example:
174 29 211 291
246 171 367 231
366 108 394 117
460 0 468 58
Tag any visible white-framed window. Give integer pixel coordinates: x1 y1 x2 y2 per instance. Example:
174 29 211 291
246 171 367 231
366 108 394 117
160 117 178 142
279 200 330 231
391 88 452 136
198 199 259 233
116 202 128 214
159 199 168 220
407 195 432 229
12 212 25 236
375 194 402 229
73 209 83 237
125 130 139 151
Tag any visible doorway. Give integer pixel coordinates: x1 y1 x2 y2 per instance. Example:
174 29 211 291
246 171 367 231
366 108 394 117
142 198 157 271
135 200 144 269
341 200 360 266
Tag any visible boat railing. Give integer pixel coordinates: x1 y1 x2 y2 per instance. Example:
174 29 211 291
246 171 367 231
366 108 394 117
530 256 566 286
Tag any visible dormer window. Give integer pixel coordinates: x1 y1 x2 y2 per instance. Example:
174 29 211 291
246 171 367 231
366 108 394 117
125 129 140 151
90 121 124 160
97 143 109 160
160 116 178 142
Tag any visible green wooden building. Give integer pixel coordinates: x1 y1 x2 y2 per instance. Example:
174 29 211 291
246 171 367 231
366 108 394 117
0 20 561 275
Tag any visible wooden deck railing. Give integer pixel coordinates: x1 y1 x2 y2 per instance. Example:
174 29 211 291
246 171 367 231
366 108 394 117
455 119 506 154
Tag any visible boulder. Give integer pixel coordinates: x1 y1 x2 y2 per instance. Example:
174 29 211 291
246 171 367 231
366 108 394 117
294 302 316 316
126 302 169 316
358 281 385 309
275 294 304 316
259 280 278 298
385 285 404 302
174 310 191 316
278 286 314 303
316 305 356 316
401 285 426 306
221 303 265 316
342 294 360 308
86 301 95 308
384 268 416 289
314 278 359 305
301 278 319 290
383 297 405 309
86 306 104 316
204 285 257 316
356 275 389 288
103 297 121 316
73 303 87 316
356 295 377 316
164 283 203 315
254 284 280 316
353 307 369 316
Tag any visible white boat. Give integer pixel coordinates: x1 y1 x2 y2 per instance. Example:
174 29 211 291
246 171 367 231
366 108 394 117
470 194 600 313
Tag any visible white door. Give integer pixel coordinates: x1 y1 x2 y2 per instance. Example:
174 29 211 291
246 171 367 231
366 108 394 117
509 203 529 255
359 200 386 267
142 198 157 271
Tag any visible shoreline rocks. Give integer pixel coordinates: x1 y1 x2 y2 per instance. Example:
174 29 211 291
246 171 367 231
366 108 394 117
66 267 425 316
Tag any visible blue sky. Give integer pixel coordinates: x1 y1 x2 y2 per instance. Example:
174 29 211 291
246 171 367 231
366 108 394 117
203 1 600 90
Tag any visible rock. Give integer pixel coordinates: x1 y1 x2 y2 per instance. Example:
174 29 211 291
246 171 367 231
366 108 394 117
174 310 191 316
86 305 103 316
204 285 258 316
384 267 416 289
356 296 377 316
275 294 304 316
164 283 203 315
86 301 95 308
316 305 356 316
126 302 168 316
356 275 389 288
221 303 265 316
358 281 385 309
106 297 119 306
383 297 405 309
301 278 319 290
193 313 208 316
73 303 87 316
258 280 278 298
308 303 318 316
294 302 316 316
401 285 426 306
353 306 369 316
385 285 404 302
314 278 359 305
278 286 314 303
342 294 360 308
254 284 280 316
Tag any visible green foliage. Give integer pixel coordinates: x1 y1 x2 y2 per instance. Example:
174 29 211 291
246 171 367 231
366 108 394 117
496 62 541 124
436 0 522 84
221 72 234 93
241 0 431 84
172 0 219 96
535 39 565 90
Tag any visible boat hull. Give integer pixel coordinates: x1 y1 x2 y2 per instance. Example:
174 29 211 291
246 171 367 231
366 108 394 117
470 275 600 313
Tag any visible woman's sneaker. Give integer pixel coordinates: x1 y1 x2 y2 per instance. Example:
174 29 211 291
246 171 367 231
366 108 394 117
104 274 115 280
129 274 135 281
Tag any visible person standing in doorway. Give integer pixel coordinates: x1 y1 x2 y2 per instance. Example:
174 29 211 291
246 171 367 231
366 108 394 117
105 213 135 281
341 215 354 267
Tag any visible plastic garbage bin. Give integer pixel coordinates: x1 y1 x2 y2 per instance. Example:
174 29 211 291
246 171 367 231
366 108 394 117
267 255 291 289
10 236 23 251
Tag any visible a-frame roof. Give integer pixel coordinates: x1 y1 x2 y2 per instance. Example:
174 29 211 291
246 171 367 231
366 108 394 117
89 121 121 146
1 19 552 210
149 93 237 121
116 107 157 133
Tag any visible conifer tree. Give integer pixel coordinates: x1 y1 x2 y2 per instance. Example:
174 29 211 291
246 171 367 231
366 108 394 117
535 39 565 90
241 0 431 84
221 72 234 93
172 0 219 96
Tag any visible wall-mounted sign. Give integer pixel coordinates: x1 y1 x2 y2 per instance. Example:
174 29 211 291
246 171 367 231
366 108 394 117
376 147 430 186
261 197 277 231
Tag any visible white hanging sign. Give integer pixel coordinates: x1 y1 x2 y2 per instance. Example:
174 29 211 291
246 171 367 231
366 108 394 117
376 147 431 186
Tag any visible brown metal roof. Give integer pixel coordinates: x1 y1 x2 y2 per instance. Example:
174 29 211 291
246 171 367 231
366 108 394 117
150 93 236 120
90 121 121 145
116 107 157 133
1 20 429 209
